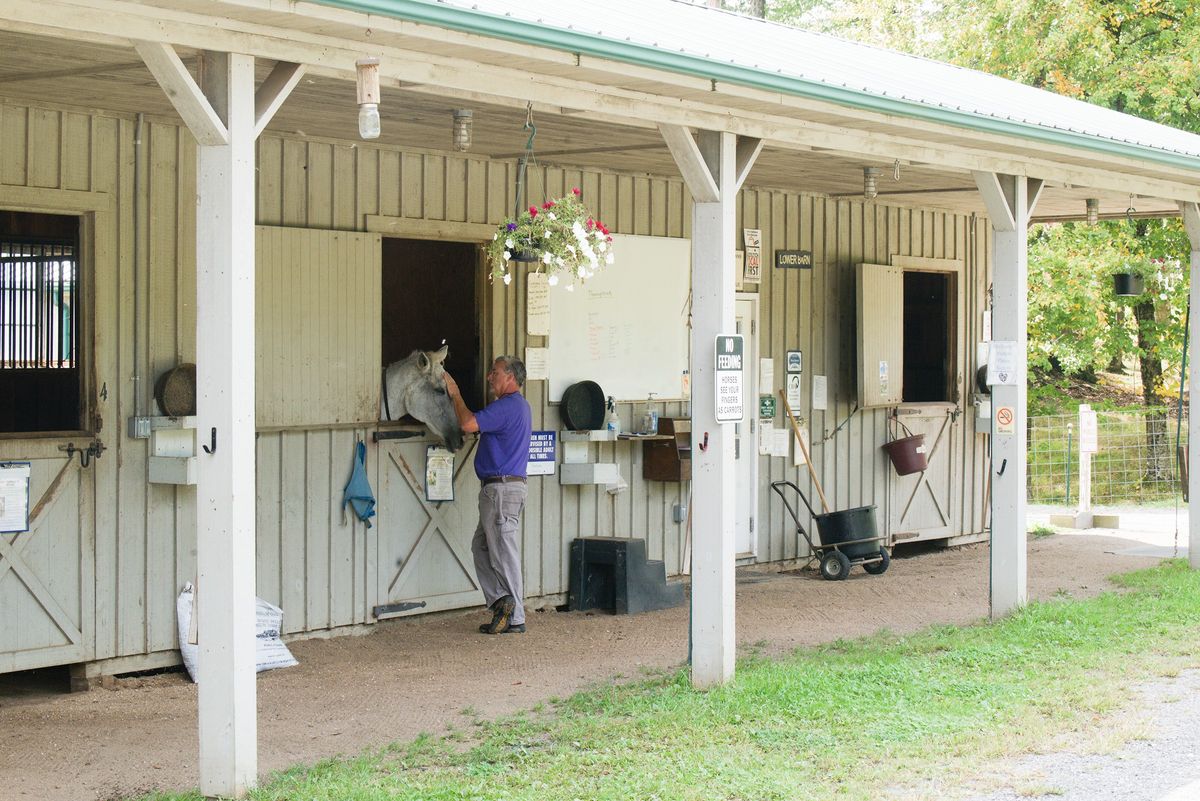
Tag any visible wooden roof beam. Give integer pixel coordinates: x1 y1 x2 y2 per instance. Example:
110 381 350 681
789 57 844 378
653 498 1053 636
134 41 228 146
254 60 304 138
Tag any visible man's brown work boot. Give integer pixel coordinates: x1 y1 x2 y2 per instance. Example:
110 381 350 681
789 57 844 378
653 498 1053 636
480 595 515 634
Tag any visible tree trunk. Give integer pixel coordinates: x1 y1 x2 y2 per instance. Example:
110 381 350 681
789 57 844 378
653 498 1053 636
1135 296 1171 482
746 0 766 17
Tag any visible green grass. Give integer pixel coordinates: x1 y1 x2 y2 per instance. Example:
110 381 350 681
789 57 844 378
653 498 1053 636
137 562 1200 801
1028 523 1058 538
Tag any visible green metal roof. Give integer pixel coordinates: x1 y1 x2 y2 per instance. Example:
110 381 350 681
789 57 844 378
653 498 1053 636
312 0 1200 174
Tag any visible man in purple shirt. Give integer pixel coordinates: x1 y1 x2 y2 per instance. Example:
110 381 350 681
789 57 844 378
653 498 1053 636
445 356 533 634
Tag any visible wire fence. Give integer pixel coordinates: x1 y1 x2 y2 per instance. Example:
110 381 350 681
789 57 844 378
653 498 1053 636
1028 407 1188 505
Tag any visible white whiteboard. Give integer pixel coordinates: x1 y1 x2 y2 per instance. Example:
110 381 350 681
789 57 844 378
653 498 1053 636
548 233 691 402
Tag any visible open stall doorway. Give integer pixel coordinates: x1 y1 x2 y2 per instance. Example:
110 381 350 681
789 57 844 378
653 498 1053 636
381 238 484 413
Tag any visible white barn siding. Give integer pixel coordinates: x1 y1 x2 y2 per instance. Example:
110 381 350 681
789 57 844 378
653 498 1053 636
0 98 991 674
255 226 381 428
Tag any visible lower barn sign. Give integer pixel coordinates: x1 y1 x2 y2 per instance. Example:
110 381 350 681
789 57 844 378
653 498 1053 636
774 249 813 269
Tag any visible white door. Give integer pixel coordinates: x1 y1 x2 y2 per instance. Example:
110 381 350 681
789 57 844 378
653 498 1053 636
375 437 484 619
734 296 758 557
0 451 94 673
888 405 960 542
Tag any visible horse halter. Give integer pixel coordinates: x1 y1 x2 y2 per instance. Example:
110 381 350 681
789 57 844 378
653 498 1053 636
382 367 393 421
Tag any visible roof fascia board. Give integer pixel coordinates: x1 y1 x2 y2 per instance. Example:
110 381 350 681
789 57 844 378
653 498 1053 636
371 63 1200 201
309 0 1200 174
708 78 1194 187
282 0 1200 192
224 0 1200 183
5 0 1199 201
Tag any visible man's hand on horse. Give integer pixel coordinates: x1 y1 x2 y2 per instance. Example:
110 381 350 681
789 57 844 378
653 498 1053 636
443 371 461 398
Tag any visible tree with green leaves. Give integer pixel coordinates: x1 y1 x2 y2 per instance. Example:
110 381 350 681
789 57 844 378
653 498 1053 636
759 0 1198 480
763 4 1196 375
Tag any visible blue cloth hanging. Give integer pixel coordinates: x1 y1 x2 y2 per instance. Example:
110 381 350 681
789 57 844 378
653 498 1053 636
342 440 376 528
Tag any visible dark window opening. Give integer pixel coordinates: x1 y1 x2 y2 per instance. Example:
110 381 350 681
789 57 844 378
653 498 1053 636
902 271 953 403
0 211 82 433
381 238 484 413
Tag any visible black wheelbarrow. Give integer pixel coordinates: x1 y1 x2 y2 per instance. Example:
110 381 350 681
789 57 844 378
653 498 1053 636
769 480 890 580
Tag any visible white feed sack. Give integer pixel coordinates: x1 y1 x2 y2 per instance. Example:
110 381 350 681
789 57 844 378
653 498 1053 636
175 582 299 683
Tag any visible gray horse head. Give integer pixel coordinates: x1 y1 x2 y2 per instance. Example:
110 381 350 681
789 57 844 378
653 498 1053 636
381 346 464 452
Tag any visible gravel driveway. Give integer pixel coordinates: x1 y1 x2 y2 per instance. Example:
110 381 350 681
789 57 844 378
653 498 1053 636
958 669 1200 801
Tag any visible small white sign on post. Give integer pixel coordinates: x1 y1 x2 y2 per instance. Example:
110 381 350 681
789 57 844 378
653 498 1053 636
986 341 1020 386
995 406 1015 434
715 334 745 423
1079 405 1098 454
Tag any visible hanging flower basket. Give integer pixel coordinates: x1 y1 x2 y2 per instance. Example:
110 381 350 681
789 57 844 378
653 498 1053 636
487 188 614 287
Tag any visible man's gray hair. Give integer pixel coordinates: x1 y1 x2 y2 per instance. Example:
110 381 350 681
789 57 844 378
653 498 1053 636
495 355 526 387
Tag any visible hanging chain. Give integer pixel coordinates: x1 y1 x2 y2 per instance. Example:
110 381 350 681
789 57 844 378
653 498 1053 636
512 102 539 219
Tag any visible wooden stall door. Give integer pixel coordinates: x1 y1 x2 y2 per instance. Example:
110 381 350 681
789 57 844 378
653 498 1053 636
374 438 483 619
888 406 959 542
0 454 94 672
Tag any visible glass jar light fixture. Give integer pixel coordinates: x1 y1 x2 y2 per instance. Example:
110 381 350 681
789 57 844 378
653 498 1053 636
355 57 381 140
863 166 881 200
452 109 473 152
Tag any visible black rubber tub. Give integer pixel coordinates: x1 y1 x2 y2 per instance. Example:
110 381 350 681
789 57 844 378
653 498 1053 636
813 505 879 559
560 380 606 430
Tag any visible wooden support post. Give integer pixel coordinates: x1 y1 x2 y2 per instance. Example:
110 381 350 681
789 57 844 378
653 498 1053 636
661 125 758 687
1182 201 1200 570
138 42 299 796
973 172 1040 618
195 51 257 798
690 129 737 687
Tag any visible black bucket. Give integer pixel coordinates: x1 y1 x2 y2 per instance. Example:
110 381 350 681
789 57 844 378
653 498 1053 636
813 505 879 559
1112 272 1144 297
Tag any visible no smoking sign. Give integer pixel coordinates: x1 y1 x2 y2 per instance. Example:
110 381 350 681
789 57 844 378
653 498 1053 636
995 406 1015 434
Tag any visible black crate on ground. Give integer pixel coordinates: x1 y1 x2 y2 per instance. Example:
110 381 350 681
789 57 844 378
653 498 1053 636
568 537 685 615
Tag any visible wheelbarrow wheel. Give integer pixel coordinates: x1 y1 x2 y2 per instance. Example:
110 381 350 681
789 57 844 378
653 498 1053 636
863 548 890 575
820 550 851 581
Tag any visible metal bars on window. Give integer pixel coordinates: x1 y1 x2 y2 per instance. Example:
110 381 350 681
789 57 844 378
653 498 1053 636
0 239 77 369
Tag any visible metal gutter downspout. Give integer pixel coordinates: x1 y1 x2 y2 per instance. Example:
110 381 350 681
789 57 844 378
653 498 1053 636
309 0 1200 174
132 112 144 418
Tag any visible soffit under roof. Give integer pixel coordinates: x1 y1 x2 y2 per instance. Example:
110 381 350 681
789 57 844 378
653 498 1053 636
0 19 1185 223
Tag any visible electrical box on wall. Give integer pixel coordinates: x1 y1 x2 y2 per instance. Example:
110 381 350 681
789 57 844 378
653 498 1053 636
976 397 992 423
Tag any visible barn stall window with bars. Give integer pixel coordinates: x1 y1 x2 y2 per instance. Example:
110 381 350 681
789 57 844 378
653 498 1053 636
0 211 81 433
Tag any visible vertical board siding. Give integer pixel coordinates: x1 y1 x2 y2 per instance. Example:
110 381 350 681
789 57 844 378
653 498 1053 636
0 101 991 673
738 189 990 561
255 227 382 428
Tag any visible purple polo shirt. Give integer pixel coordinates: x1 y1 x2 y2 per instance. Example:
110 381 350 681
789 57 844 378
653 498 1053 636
473 392 533 479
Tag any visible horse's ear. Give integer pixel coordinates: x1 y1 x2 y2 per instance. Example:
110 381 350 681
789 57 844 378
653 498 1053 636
431 345 449 365
417 352 430 371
